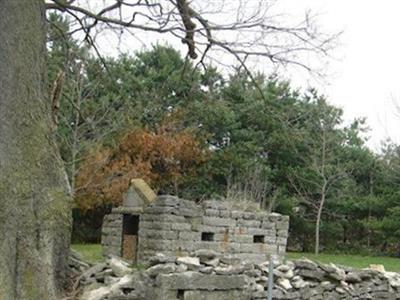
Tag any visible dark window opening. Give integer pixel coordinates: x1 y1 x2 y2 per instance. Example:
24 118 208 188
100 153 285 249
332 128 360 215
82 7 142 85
253 235 265 243
123 214 139 235
201 232 214 241
177 289 185 300
122 214 139 262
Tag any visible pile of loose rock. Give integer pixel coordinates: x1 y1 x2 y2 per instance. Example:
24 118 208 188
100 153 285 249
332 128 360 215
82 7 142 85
77 251 400 300
68 250 92 276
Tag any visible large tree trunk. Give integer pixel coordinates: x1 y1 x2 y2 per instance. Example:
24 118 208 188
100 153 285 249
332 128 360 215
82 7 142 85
0 1 72 299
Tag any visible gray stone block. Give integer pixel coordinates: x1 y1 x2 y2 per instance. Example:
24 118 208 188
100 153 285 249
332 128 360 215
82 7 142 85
276 221 289 230
139 221 154 229
244 243 274 255
276 237 287 246
137 250 156 259
178 208 202 217
281 215 290 222
174 240 199 252
101 227 121 236
197 241 223 251
171 222 192 231
203 216 236 227
140 229 178 240
246 228 268 235
232 234 253 243
227 242 241 253
145 221 172 230
143 206 176 214
165 250 191 257
184 290 250 300
103 219 123 228
139 239 166 251
268 213 283 222
192 224 227 233
277 229 288 237
242 212 256 220
233 227 248 235
232 253 268 264
264 236 277 244
104 212 122 220
145 239 195 252
240 243 263 253
231 211 244 219
156 272 248 290
214 232 230 242
153 288 179 300
219 210 231 218
205 209 220 217
112 206 143 214
102 245 121 257
161 214 186 223
261 229 275 236
101 235 122 246
179 231 200 241
238 219 261 228
264 244 278 254
261 221 275 229
140 214 164 222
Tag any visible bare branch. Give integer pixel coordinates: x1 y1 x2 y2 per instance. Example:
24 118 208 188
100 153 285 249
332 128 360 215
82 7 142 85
46 0 339 78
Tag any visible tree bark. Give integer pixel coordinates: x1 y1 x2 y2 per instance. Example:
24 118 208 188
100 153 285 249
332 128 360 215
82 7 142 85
0 1 72 299
315 180 327 255
315 193 325 255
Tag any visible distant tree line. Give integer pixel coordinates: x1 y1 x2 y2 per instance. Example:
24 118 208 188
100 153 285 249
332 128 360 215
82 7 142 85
49 14 400 256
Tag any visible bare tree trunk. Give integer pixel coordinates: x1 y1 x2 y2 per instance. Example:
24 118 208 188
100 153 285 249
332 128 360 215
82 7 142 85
70 73 82 194
367 171 373 249
315 193 325 255
0 1 72 299
315 127 327 256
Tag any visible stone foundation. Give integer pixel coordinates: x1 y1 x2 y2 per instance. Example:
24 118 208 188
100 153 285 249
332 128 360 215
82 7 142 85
79 253 400 300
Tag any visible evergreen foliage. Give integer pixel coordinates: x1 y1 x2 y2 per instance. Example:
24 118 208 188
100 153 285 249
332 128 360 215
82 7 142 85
49 15 400 256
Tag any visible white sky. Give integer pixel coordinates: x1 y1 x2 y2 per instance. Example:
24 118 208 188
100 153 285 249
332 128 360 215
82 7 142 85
281 0 400 151
94 0 400 152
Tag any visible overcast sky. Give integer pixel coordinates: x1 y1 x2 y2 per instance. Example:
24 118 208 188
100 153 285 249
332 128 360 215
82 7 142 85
95 0 400 152
281 0 400 151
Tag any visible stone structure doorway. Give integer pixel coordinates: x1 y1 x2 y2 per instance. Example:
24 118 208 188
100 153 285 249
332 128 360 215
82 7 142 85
122 214 139 262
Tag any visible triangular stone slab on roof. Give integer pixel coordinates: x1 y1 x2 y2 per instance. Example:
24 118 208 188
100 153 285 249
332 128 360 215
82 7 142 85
122 178 156 209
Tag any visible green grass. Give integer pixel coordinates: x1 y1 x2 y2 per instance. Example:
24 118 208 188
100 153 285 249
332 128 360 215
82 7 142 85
286 252 400 272
71 244 103 263
71 244 400 272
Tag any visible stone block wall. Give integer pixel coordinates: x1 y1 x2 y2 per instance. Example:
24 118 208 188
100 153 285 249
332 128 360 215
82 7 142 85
102 213 122 257
138 195 289 263
102 195 289 264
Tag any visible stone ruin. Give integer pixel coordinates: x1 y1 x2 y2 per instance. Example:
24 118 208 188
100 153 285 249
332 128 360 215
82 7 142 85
87 180 400 299
77 252 400 300
101 179 289 264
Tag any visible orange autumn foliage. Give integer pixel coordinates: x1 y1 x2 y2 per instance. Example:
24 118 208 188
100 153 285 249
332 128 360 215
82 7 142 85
74 124 206 211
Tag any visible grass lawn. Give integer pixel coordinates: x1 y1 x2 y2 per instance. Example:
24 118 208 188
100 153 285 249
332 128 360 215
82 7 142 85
286 252 400 272
71 244 103 263
71 243 400 272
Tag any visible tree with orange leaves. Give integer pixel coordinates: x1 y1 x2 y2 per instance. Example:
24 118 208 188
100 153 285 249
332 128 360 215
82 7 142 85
75 118 206 211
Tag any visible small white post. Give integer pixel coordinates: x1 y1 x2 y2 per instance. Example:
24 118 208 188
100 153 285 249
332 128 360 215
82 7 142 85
267 255 275 300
